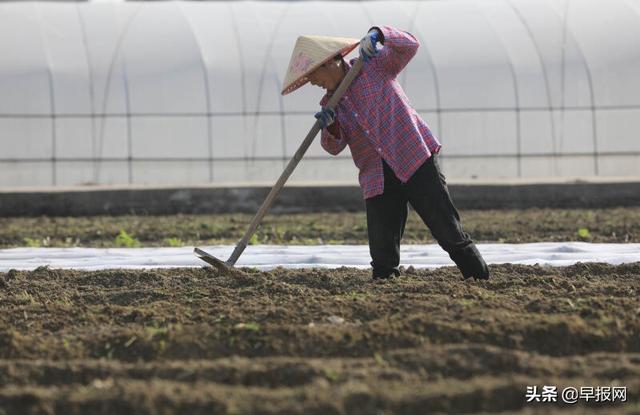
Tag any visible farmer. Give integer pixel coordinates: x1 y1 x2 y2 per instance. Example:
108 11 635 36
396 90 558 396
281 26 490 281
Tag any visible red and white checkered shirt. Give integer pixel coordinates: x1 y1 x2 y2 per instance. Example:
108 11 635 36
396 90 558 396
320 25 441 199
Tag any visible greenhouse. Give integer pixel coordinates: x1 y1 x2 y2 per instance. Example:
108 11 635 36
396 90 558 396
0 0 639 187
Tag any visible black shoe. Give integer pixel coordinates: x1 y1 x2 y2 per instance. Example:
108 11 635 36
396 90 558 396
462 268 490 281
463 274 490 281
449 244 490 281
372 270 400 281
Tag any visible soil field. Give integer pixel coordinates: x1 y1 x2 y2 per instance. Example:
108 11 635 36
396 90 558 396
1 262 639 414
1 207 639 248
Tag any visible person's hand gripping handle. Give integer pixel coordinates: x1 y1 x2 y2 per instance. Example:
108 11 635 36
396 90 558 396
314 107 336 129
359 28 382 62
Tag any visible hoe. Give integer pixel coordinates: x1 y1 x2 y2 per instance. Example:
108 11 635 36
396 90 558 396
194 58 364 273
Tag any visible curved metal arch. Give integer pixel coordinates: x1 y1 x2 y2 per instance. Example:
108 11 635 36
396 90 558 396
504 0 560 175
227 3 248 114
558 0 569 156
274 72 288 169
96 2 144 183
267 4 294 169
249 3 291 161
554 0 600 175
75 3 99 183
267 29 292 169
176 2 214 181
399 1 419 91
402 2 443 143
227 2 249 163
475 1 523 177
122 50 132 184
34 2 58 186
251 4 291 169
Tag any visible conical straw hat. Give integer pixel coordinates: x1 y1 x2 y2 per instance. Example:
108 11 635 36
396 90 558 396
281 34 359 96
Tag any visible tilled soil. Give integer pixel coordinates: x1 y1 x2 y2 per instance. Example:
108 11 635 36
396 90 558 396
0 207 638 248
1 262 639 414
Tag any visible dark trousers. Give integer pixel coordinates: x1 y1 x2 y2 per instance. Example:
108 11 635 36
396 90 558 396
365 154 489 279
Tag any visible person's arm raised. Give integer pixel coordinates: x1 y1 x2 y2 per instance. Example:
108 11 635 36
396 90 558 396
368 25 419 78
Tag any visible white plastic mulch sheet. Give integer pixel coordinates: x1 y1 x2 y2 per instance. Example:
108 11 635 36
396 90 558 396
0 243 639 272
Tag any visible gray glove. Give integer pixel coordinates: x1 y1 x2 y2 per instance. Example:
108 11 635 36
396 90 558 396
359 29 381 62
315 107 336 128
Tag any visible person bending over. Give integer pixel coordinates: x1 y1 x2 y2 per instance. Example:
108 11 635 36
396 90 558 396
281 26 490 281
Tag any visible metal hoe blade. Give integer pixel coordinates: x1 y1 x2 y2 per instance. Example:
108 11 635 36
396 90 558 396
193 247 233 273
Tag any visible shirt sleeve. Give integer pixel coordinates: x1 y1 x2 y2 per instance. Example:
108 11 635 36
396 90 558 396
318 94 347 155
368 25 420 78
320 119 347 155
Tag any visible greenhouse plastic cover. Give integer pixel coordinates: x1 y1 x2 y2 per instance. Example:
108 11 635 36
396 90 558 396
0 0 639 187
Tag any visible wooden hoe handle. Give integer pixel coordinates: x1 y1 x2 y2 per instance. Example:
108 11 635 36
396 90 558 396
225 58 365 266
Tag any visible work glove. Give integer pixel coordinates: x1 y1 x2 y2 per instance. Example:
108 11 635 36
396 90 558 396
359 29 381 62
315 107 336 129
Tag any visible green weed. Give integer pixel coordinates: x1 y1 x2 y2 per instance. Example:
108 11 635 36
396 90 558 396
115 230 140 247
235 322 260 331
374 352 387 366
55 295 73 308
458 299 475 308
324 369 340 382
577 228 592 239
145 326 168 338
164 237 183 247
23 237 41 247
345 291 368 301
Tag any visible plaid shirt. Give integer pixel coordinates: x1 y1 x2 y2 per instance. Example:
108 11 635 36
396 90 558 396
320 25 441 199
